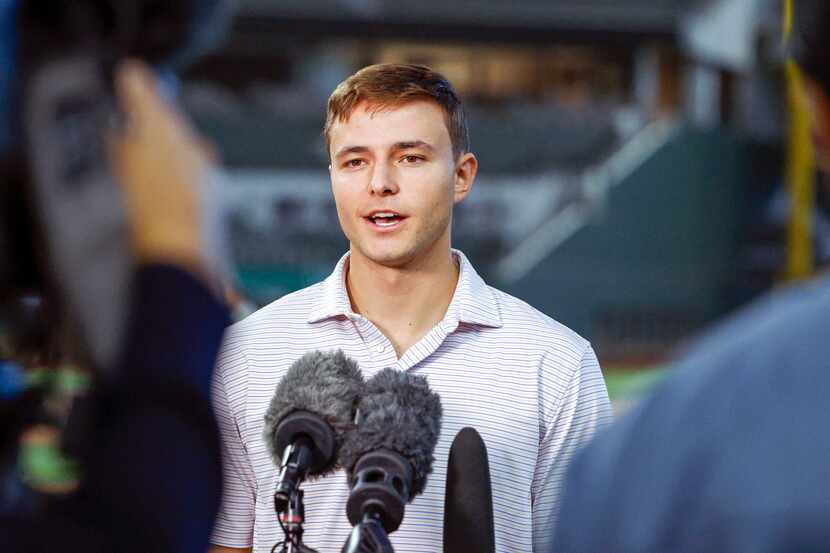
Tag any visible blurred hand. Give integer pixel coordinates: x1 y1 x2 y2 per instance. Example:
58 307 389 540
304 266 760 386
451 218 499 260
109 59 216 275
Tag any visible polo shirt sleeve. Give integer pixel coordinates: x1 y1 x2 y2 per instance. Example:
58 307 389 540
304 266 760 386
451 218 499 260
210 340 259 549
531 341 613 552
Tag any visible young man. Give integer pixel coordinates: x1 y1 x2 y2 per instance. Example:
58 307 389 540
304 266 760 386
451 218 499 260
209 64 612 553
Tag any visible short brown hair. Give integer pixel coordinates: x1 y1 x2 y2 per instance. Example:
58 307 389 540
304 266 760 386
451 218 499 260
324 63 470 159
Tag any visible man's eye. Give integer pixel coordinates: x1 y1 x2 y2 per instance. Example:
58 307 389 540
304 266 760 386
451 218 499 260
345 159 365 168
401 155 423 164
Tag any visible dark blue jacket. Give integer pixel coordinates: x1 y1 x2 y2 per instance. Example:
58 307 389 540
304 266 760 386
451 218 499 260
554 276 830 553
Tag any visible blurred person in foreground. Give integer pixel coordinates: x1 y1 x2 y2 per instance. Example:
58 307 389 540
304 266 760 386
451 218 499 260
1 59 230 553
553 3 830 552
209 64 612 553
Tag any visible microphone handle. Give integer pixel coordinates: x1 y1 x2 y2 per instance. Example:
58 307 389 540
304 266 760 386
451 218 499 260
274 436 314 513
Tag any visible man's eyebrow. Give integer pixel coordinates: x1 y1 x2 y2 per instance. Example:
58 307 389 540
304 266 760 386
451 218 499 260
334 141 434 159
393 140 434 152
333 145 370 159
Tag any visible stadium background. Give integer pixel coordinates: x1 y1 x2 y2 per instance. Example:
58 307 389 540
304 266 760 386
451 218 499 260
8 0 827 489
191 0 809 399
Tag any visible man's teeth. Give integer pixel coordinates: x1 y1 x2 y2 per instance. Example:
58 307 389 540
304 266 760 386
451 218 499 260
370 213 401 226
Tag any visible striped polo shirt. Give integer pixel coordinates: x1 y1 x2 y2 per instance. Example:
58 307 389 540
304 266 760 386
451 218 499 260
210 250 612 552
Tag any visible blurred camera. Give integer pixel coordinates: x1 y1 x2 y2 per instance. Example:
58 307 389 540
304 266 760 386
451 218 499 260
0 0 230 369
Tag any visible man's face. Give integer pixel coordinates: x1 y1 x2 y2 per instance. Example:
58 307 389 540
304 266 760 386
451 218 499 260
328 100 475 268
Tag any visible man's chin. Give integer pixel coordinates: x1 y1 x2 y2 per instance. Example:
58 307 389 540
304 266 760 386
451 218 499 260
353 245 416 269
368 253 414 269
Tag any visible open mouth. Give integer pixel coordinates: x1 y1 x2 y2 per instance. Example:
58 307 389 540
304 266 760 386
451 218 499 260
366 211 406 228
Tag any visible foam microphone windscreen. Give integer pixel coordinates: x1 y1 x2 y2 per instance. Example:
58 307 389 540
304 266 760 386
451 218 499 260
443 427 495 553
340 367 442 498
263 350 363 478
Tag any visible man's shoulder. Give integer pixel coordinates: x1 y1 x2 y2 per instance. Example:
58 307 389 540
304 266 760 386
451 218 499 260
580 275 830 471
219 281 327 359
555 275 830 553
214 281 331 392
650 276 828 407
684 274 830 367
674 276 830 406
232 281 324 331
487 285 590 358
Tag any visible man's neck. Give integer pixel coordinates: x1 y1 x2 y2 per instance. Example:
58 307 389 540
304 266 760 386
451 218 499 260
346 248 460 358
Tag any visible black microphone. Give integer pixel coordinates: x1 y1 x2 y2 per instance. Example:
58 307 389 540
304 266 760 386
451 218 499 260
263 350 364 514
339 368 442 551
443 427 495 553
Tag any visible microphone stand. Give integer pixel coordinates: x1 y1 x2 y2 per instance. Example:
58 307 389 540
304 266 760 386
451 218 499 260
272 488 319 553
271 436 320 553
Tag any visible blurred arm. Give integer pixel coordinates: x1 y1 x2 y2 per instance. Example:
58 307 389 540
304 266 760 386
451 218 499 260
84 60 231 553
110 60 222 291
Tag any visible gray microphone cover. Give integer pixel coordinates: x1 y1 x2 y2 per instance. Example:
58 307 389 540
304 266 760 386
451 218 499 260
340 367 442 498
263 349 363 478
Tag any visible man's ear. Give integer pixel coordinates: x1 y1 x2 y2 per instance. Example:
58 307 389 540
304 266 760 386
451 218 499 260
453 152 478 204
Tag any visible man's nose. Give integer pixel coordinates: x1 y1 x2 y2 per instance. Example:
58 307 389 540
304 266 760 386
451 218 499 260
368 162 399 196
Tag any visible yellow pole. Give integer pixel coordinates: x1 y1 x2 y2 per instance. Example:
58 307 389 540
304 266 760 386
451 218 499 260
784 0 816 281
